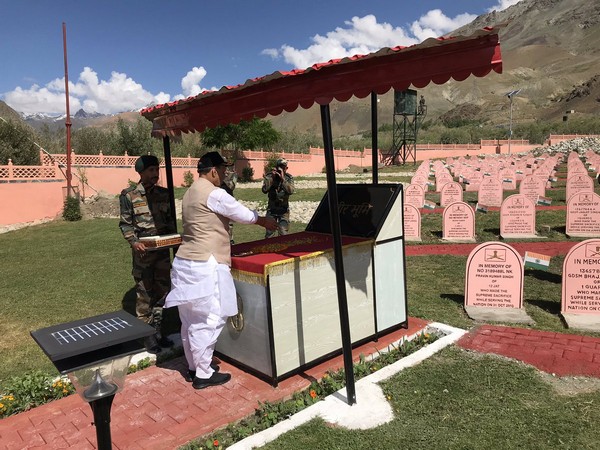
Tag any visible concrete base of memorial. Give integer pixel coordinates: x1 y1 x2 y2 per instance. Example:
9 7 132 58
442 238 476 243
405 236 422 242
566 233 600 238
562 314 600 332
500 234 546 240
464 306 534 324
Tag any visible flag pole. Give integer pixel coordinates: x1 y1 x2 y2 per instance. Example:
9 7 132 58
62 22 73 197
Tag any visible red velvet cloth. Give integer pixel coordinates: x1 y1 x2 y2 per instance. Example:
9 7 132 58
231 231 370 275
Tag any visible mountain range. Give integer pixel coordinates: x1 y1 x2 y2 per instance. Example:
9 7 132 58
1 0 598 137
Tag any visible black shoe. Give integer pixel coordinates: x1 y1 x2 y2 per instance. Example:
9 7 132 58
192 372 231 389
184 364 220 382
157 335 174 348
143 336 161 354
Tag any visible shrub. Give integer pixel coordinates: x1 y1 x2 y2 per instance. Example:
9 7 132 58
0 371 75 418
0 357 156 419
182 170 194 187
62 196 82 221
240 166 254 182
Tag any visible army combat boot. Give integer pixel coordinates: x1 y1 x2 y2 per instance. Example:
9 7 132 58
152 307 174 348
143 334 161 354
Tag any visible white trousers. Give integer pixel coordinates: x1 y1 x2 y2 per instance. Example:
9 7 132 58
178 295 228 379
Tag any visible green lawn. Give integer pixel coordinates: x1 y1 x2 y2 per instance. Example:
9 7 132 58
261 347 600 450
0 219 306 383
2 162 600 449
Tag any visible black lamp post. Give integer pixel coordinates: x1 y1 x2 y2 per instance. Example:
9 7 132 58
31 310 155 450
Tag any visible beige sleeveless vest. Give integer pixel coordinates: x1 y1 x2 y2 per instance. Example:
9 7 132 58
176 178 231 266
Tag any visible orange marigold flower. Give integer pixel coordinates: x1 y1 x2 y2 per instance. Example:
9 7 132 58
213 439 219 447
309 389 317 399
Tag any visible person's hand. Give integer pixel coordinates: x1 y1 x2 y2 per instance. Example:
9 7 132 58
132 241 147 255
272 169 280 179
258 216 278 231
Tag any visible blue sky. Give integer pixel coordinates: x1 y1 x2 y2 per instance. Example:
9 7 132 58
1 0 520 115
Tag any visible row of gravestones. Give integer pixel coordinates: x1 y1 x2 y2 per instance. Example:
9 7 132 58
403 190 600 242
403 151 600 241
408 152 598 206
464 239 600 332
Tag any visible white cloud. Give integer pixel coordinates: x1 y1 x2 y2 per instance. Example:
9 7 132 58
3 84 82 115
487 0 522 13
3 66 171 115
181 66 208 97
263 11 477 69
410 9 476 42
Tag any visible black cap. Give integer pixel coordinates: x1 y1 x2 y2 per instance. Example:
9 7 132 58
197 151 233 170
135 155 159 173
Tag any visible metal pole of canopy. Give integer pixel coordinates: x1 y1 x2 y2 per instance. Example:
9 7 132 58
162 136 177 233
371 92 378 185
319 104 356 405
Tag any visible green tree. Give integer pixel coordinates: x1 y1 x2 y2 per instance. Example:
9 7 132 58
72 127 115 155
201 117 280 152
275 129 321 153
0 119 39 165
36 124 63 154
111 117 159 156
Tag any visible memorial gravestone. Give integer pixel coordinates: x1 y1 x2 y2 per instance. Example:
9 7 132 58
435 173 454 193
464 241 532 323
500 168 516 190
500 194 538 239
410 174 429 192
566 191 600 238
478 176 504 207
440 181 463 207
519 175 546 206
403 205 421 242
403 184 425 209
442 201 475 242
465 171 483 192
566 174 595 203
561 239 600 331
569 164 588 175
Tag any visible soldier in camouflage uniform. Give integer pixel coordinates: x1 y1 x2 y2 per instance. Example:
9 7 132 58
261 158 294 238
119 155 176 353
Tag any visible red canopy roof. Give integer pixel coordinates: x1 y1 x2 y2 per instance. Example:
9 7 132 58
141 26 503 137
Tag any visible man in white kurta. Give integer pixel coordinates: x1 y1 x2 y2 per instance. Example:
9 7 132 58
165 152 276 389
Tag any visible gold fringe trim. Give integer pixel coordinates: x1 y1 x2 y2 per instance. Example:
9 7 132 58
232 239 373 284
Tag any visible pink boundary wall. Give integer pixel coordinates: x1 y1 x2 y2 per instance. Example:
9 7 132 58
0 135 583 226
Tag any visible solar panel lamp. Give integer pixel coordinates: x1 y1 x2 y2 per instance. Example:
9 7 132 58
31 310 155 450
67 355 131 402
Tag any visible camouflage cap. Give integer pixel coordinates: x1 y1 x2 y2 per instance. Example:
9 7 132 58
135 155 159 173
276 158 288 168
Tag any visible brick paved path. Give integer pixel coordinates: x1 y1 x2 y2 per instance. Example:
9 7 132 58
458 325 600 378
0 319 429 450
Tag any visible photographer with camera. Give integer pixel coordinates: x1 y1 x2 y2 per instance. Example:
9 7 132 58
261 158 295 238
